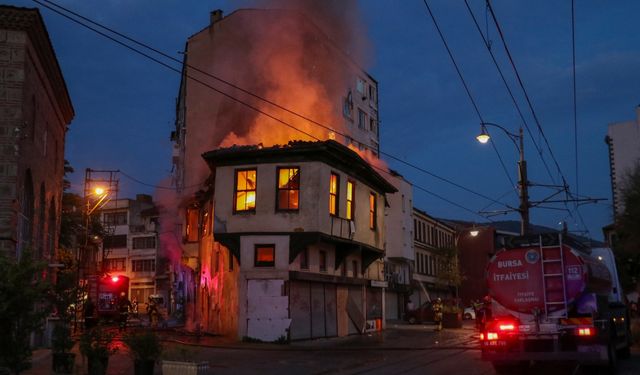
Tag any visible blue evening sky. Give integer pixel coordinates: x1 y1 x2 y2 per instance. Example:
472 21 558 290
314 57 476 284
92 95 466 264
9 0 640 240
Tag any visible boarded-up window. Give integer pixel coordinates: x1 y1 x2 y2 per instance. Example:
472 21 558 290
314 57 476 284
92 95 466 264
235 169 257 212
277 167 300 211
255 245 275 267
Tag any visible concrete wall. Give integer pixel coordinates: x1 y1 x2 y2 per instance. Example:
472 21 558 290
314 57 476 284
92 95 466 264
385 174 414 260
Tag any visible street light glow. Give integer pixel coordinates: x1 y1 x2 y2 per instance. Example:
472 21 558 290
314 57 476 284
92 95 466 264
470 230 479 237
476 129 490 144
94 187 106 195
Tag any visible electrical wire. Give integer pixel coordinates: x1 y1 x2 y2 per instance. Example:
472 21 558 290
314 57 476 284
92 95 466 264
463 0 557 186
33 0 512 217
485 0 591 236
37 0 507 209
421 0 517 199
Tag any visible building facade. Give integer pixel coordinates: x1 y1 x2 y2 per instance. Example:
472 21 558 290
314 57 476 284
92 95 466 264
169 8 406 336
0 6 73 260
383 171 414 320
193 140 396 341
605 105 640 217
410 209 456 306
98 195 167 309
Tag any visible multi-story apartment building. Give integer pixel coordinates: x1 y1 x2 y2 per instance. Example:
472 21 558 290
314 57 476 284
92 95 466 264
98 195 164 306
383 172 414 320
191 140 395 340
605 105 640 217
410 208 456 305
169 8 413 336
0 6 73 259
172 9 381 201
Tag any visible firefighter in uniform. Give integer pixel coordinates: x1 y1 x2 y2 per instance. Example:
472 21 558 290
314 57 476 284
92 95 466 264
433 298 443 331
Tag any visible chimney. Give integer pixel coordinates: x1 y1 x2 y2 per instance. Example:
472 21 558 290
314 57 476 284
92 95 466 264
210 9 223 25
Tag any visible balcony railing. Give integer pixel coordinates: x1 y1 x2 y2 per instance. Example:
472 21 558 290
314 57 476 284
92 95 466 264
330 216 355 239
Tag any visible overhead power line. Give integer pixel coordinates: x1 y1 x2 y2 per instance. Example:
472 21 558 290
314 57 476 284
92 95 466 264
421 0 517 198
462 0 557 186
33 0 512 218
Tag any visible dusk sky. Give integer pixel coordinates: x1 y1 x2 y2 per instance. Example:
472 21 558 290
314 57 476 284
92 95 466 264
9 0 640 240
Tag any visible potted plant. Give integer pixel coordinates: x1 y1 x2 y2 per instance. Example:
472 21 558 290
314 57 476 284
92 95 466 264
50 249 78 374
123 329 162 375
162 345 209 375
51 324 75 374
79 325 117 375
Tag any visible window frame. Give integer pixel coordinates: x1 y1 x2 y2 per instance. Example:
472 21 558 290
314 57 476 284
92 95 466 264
131 259 155 273
276 166 300 212
319 250 327 273
132 236 156 250
254 244 275 268
299 248 309 270
329 172 340 216
369 192 377 230
346 180 355 221
233 168 258 214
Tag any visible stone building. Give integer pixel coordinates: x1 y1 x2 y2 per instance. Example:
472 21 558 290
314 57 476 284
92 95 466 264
0 6 73 260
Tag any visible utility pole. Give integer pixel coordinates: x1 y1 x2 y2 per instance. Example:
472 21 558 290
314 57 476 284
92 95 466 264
517 127 529 235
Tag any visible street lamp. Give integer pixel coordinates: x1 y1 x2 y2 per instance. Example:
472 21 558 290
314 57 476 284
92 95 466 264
475 122 530 235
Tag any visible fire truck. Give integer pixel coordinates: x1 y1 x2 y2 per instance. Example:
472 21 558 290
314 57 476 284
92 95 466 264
480 233 632 373
87 274 130 320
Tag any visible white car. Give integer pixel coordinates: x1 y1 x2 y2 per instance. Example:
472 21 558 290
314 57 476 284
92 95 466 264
463 306 476 320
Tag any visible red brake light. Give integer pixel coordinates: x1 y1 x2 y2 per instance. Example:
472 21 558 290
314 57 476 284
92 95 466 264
577 327 594 336
499 324 516 331
111 276 119 283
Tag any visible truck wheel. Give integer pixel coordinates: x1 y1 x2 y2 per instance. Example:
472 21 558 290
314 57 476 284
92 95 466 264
492 361 528 374
464 313 472 320
408 316 416 324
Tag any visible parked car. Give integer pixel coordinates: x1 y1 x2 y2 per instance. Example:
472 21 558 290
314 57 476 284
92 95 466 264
405 301 435 324
463 306 476 320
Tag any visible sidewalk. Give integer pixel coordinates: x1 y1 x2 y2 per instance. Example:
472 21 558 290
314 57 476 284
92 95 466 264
23 320 477 374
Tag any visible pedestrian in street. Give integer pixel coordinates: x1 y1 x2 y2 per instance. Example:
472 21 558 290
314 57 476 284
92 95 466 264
147 296 159 328
433 298 443 331
117 292 132 331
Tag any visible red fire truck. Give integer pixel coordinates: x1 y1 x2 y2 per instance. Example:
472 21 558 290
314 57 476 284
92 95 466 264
87 274 130 320
480 233 632 373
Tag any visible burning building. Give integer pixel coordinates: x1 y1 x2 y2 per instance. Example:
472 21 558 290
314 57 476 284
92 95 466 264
168 4 413 339
199 140 396 340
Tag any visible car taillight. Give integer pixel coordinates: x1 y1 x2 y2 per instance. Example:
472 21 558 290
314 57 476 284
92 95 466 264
576 327 594 337
499 323 516 331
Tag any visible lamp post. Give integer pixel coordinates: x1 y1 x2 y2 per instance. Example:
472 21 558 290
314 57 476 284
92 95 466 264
476 122 529 235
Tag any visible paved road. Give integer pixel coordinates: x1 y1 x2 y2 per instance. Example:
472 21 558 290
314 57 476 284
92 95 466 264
23 320 640 375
